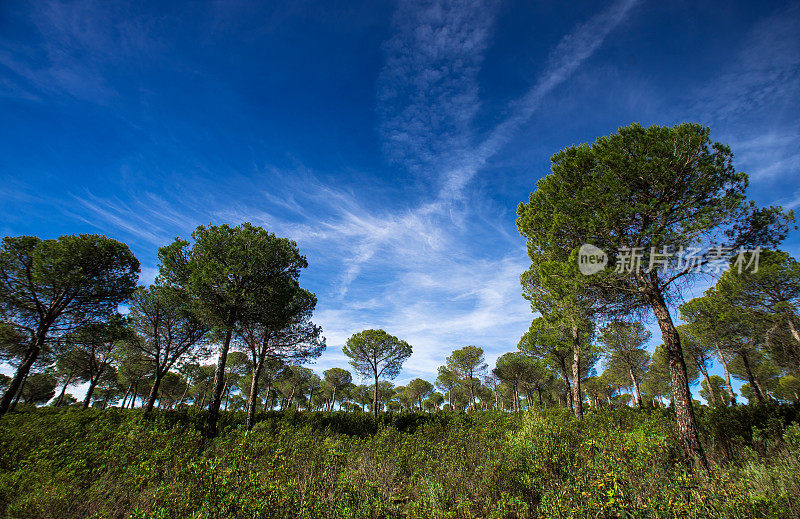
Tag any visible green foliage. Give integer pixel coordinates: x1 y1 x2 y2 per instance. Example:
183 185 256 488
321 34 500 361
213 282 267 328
2 406 799 518
0 234 140 415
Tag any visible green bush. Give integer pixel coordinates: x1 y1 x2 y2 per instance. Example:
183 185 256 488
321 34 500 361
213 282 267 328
0 406 798 518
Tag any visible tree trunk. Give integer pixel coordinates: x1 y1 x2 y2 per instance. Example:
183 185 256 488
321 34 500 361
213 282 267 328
646 288 709 472
246 360 264 429
144 369 164 414
83 376 100 409
571 326 583 418
787 318 800 344
702 371 717 406
11 371 29 410
468 376 476 411
120 382 133 409
55 371 74 407
263 379 272 412
715 345 736 404
373 373 379 419
628 367 643 407
559 362 573 411
739 349 765 403
178 379 190 408
130 382 139 409
0 338 42 416
205 326 234 438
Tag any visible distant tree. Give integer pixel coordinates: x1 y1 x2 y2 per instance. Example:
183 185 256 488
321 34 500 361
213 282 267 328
154 371 186 409
0 235 139 417
128 285 208 414
236 284 324 427
700 375 732 406
774 375 800 403
678 325 722 406
323 368 352 411
222 351 250 410
275 365 318 410
259 357 285 411
19 372 56 405
519 260 610 418
91 367 122 409
583 376 610 408
188 364 217 409
52 347 85 407
644 344 699 406
445 346 487 411
116 344 151 409
681 283 774 404
55 393 77 406
435 366 458 410
64 315 129 409
516 123 793 469
157 223 308 437
727 349 779 400
424 392 444 412
342 329 412 418
519 317 595 411
406 378 434 410
493 352 541 411
598 321 651 407
679 297 738 404
367 381 395 413
719 250 800 372
351 384 372 412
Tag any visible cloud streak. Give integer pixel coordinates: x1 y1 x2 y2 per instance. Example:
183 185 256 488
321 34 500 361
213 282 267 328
53 0 638 384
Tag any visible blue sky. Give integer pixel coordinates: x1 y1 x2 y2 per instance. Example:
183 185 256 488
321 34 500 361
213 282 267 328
2 0 799 400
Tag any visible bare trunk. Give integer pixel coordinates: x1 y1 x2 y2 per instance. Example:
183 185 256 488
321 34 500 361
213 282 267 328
263 379 272 412
205 326 234 438
83 376 100 409
787 318 800 344
11 371 29 410
739 349 765 403
715 345 736 404
702 371 717 406
647 287 709 472
468 376 476 411
144 369 164 414
629 367 643 407
571 326 583 418
373 373 379 419
130 382 139 409
246 360 264 429
559 362 573 411
120 382 133 409
0 339 42 416
55 371 74 407
178 379 190 407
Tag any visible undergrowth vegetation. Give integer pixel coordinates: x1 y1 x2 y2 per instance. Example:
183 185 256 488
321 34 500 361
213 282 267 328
1 405 798 518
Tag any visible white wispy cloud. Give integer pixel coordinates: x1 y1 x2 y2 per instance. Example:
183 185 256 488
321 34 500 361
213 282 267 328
0 0 160 102
689 4 800 186
61 0 637 383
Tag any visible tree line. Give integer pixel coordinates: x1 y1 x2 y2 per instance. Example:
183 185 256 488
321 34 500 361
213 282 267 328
1 123 797 470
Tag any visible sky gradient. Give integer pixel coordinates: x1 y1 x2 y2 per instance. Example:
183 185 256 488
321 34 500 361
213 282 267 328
2 0 799 399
